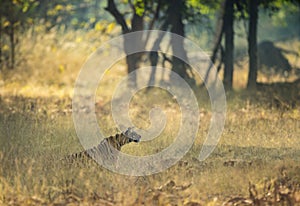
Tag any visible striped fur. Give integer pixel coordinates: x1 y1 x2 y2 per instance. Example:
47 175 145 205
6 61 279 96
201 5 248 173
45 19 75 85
63 127 141 166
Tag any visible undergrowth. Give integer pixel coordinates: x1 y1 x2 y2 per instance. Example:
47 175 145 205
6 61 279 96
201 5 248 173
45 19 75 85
0 29 299 205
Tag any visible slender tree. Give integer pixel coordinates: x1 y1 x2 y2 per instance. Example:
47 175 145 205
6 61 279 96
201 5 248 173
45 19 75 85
169 0 185 71
105 0 147 87
223 0 234 89
168 0 191 81
210 0 226 68
0 16 2 70
0 0 39 69
247 0 259 89
203 0 234 89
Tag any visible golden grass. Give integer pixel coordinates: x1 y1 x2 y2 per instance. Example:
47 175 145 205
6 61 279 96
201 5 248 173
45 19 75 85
0 93 299 205
0 30 300 205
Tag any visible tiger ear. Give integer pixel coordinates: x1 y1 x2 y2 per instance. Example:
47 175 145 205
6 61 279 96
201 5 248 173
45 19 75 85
124 127 134 135
119 125 127 133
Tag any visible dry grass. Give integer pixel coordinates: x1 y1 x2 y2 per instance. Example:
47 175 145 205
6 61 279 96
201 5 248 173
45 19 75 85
0 99 299 205
0 30 300 205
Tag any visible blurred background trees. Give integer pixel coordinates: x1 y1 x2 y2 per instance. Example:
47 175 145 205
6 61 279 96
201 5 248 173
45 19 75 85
0 0 299 89
0 0 39 69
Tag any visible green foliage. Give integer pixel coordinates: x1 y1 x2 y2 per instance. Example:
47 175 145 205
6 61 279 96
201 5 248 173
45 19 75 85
0 0 39 69
234 0 300 20
133 0 145 16
187 0 220 14
183 0 219 23
0 0 39 27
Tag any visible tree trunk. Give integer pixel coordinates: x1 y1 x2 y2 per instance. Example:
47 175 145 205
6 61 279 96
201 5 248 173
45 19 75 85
247 0 258 90
0 18 2 70
204 0 226 85
9 25 15 69
168 0 191 82
105 0 130 33
147 17 170 87
223 0 234 89
126 13 144 88
105 0 146 88
211 0 226 65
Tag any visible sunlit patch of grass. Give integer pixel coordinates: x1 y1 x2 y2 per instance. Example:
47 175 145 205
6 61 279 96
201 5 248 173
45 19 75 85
0 90 300 204
0 28 112 98
0 30 300 205
233 39 300 88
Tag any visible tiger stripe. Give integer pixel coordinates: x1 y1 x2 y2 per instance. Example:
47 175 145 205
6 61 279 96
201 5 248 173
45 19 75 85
63 128 141 166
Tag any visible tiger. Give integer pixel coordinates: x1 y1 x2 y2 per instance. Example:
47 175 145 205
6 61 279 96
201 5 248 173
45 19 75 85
63 127 141 167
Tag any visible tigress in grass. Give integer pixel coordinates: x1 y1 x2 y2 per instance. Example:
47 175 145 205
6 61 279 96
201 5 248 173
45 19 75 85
63 127 141 167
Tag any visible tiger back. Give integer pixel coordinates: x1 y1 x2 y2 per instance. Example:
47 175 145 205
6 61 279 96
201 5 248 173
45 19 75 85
62 127 141 167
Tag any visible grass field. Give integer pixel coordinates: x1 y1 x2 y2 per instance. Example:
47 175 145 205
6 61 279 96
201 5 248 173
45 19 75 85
0 30 300 205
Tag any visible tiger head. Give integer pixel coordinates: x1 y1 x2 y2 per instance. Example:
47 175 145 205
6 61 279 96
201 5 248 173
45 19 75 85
124 127 141 143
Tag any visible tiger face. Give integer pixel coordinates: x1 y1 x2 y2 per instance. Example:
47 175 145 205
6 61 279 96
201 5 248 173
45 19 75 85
110 127 141 150
124 127 141 143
